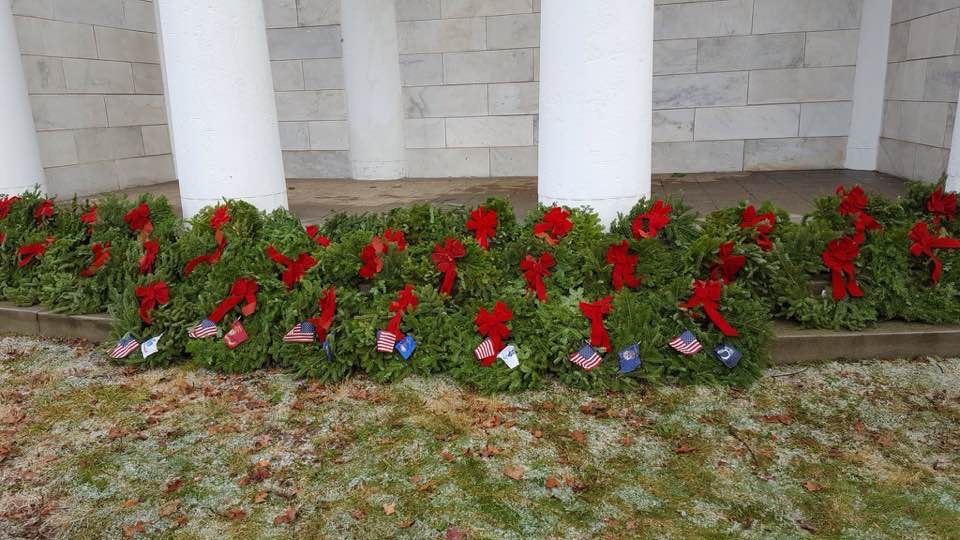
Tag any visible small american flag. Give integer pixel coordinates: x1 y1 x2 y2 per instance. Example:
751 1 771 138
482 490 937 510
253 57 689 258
109 333 139 359
569 343 602 370
669 330 703 355
474 337 495 361
188 319 218 339
376 330 397 353
284 321 316 343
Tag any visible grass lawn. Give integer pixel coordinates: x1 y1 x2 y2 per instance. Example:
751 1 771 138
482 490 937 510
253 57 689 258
1 336 958 539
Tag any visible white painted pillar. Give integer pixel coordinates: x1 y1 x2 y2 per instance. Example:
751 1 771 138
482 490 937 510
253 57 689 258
340 0 407 179
0 0 45 195
154 0 287 218
946 88 960 191
538 0 653 224
845 0 893 170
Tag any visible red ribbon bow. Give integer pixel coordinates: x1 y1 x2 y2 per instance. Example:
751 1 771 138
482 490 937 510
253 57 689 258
710 241 746 284
308 287 337 342
520 252 555 302
80 206 97 235
475 301 512 366
466 206 498 249
183 206 230 276
79 242 111 277
124 203 153 238
16 237 54 267
266 246 316 290
836 185 881 244
632 200 672 240
909 221 960 286
681 279 739 337
851 211 882 244
208 278 258 323
579 296 612 351
822 236 864 301
34 200 54 225
533 207 573 245
384 228 407 251
139 239 159 274
387 284 419 336
606 240 641 290
739 206 776 251
135 280 170 325
927 187 957 227
432 238 466 295
0 196 20 220
359 236 386 279
305 224 330 247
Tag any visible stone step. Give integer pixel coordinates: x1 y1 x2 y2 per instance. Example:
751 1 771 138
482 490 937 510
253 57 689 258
2 302 958 365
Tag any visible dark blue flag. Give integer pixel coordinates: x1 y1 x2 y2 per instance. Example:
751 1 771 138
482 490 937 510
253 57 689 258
617 343 641 374
712 343 742 368
396 334 417 360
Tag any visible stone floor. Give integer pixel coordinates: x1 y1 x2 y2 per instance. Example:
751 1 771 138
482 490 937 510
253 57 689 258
108 169 908 223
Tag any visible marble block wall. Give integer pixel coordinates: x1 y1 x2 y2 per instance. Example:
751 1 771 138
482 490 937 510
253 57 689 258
11 0 174 197
879 0 960 182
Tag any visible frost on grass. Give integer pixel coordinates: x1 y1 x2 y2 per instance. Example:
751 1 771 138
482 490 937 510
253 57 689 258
1 336 959 538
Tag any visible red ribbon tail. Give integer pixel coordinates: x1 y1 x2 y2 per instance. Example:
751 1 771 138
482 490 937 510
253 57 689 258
932 255 943 286
830 267 846 301
440 269 456 295
845 265 864 298
535 278 547 302
704 304 738 337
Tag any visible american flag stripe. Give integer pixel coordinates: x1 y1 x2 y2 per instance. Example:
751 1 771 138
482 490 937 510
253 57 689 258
669 331 703 355
109 338 139 359
284 323 315 343
188 320 217 339
376 330 397 353
474 337 495 360
570 351 602 370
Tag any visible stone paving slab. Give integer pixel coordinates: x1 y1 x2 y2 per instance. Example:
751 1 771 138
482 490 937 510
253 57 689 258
4 302 957 365
99 169 908 222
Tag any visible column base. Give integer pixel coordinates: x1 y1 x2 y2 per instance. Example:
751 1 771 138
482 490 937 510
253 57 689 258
539 194 642 227
351 160 407 180
844 146 879 171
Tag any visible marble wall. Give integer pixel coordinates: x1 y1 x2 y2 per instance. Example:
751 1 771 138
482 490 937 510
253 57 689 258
879 0 960 182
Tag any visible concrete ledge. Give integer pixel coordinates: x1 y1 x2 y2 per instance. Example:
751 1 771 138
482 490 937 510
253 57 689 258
2 302 959 365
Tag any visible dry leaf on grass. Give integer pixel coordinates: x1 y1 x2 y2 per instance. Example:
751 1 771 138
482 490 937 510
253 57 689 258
503 465 525 481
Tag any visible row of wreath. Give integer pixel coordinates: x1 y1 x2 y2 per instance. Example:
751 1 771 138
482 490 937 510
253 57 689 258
0 181 957 391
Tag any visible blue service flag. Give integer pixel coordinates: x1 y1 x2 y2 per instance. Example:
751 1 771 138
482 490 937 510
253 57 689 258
395 334 417 360
712 343 742 368
617 343 641 374
322 339 333 360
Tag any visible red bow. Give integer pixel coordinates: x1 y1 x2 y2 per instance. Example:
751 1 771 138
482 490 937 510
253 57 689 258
836 185 869 216
359 236 386 279
16 237 54 267
208 278 258 323
475 301 512 366
308 287 337 342
80 206 97 235
124 203 153 238
467 206 498 249
0 196 20 220
533 207 573 245
384 228 406 251
34 200 54 225
387 284 418 336
681 279 739 337
606 240 641 290
739 206 776 251
909 221 960 286
135 280 169 325
822 236 864 301
520 252 555 302
79 242 111 277
305 224 330 247
579 296 612 351
851 211 882 244
266 246 316 290
928 187 957 227
632 200 672 240
139 239 159 274
183 207 230 276
432 238 466 295
710 241 746 284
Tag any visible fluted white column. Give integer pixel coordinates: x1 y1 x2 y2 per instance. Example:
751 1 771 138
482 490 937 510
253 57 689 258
538 0 653 225
154 0 288 218
340 0 407 179
845 0 892 170
946 88 960 191
0 0 45 195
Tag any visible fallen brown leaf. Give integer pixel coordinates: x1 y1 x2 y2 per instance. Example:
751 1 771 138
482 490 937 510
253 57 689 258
802 481 823 492
351 508 367 521
273 506 297 525
441 450 455 462
225 507 246 521
253 490 268 504
158 499 180 518
398 518 415 528
120 498 139 509
756 414 794 426
383 503 396 516
853 419 866 433
163 477 183 494
479 445 500 458
675 442 696 454
544 475 560 489
621 436 634 447
445 527 468 540
569 430 586 444
122 520 145 538
503 465 525 481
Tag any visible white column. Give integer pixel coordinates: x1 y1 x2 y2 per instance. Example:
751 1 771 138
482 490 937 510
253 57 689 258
845 0 892 170
340 0 407 179
946 89 960 191
0 0 45 195
538 0 653 225
154 0 287 218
